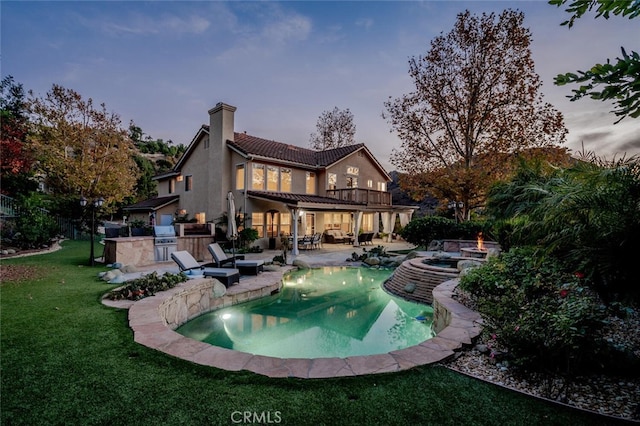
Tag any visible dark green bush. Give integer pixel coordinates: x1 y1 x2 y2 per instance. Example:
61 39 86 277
107 271 188 301
400 216 486 247
2 193 59 249
459 247 608 376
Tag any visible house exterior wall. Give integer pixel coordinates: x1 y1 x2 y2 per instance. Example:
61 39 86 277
324 151 388 193
150 102 403 248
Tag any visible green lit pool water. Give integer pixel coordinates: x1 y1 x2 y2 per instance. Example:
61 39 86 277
176 266 435 359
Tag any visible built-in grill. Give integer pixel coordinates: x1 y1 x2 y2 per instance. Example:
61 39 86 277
153 225 178 262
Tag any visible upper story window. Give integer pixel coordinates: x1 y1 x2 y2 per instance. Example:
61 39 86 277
328 173 337 190
367 179 373 188
306 172 316 194
169 179 175 194
280 168 291 192
185 175 193 192
377 182 387 192
346 176 358 188
252 164 265 190
204 137 210 149
267 166 279 191
347 166 359 175
236 165 245 190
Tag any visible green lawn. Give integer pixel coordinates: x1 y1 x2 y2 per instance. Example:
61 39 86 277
0 241 618 425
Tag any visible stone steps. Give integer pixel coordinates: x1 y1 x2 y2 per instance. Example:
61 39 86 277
384 258 459 305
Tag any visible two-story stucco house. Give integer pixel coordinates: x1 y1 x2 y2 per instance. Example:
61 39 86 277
126 102 415 254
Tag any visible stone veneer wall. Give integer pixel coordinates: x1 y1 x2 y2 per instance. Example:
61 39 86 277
442 239 501 252
159 278 281 330
432 278 482 336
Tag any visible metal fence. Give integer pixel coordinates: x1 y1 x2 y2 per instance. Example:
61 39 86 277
1 194 78 240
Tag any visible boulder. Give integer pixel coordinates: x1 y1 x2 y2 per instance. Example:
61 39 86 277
404 251 422 260
457 259 483 272
108 275 127 284
428 240 444 251
363 256 380 266
120 264 139 273
404 283 416 293
292 259 311 269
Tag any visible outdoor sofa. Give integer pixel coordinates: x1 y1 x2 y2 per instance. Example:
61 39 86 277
323 229 353 244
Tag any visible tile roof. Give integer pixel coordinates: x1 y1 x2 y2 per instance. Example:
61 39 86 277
247 190 364 206
123 195 179 211
228 132 365 167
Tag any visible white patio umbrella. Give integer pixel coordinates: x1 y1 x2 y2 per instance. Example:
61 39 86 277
226 191 238 268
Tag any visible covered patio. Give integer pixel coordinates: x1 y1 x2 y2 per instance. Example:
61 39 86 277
244 190 416 255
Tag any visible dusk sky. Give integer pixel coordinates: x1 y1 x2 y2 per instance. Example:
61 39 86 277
3 1 639 171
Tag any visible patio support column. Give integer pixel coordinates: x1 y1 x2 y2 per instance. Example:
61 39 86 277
290 207 299 256
353 210 363 247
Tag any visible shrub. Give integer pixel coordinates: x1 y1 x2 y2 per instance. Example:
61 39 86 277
459 247 608 376
107 271 188 301
2 194 59 249
400 216 486 247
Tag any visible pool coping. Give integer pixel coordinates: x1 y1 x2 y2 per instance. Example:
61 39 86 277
104 268 483 378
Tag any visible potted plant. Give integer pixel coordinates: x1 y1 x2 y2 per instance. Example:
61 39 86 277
129 219 148 237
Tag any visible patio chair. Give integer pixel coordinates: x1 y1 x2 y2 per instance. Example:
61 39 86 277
299 235 313 250
170 250 240 287
311 233 322 249
207 243 265 275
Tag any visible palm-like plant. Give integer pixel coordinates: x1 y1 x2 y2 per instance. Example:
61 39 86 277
487 153 640 301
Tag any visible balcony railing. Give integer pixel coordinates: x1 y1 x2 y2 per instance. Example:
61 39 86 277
325 188 391 206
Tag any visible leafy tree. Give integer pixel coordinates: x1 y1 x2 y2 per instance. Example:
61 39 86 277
384 10 567 221
27 85 138 207
309 106 356 150
550 0 640 122
1 76 37 196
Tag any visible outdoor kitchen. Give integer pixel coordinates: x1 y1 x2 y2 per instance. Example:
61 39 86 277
103 223 215 267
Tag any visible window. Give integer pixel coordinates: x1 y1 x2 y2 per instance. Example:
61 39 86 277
195 212 206 224
347 166 359 175
377 182 387 191
267 166 279 191
204 137 210 149
306 172 316 194
367 179 373 188
236 165 245 190
346 176 358 188
252 164 265 190
252 212 264 238
185 175 193 191
169 179 175 194
280 168 291 192
328 173 337 190
362 213 373 232
280 213 291 235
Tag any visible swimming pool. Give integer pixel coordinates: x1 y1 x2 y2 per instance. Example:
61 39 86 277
176 266 434 359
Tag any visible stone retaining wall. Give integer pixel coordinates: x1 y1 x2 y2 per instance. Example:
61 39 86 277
157 277 281 330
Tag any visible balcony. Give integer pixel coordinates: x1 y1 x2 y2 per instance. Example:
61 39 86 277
325 188 391 206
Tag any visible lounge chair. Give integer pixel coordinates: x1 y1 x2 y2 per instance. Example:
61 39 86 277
207 243 265 275
171 250 240 287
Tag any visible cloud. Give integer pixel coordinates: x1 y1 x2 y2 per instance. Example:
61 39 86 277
262 14 312 44
80 12 210 36
355 18 374 29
